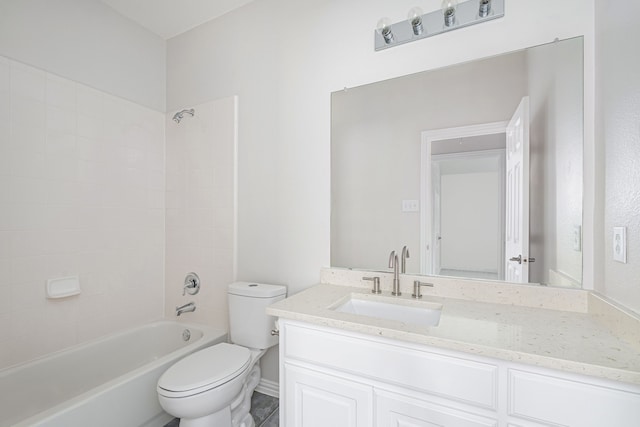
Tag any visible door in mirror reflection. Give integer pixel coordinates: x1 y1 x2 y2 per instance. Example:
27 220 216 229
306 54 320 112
424 125 507 281
505 96 530 283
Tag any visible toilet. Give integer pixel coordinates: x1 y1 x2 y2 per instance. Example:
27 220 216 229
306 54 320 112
157 282 287 427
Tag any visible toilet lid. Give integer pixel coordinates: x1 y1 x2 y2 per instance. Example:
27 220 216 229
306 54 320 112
158 343 250 396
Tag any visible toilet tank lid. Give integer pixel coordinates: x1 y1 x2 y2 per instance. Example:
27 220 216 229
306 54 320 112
228 282 287 298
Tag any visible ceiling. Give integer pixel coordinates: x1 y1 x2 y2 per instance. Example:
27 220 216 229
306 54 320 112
100 0 256 40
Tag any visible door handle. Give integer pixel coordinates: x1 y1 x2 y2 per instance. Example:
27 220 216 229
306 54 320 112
509 255 535 264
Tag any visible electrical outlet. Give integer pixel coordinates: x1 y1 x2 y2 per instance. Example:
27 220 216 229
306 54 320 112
613 227 627 263
573 225 582 251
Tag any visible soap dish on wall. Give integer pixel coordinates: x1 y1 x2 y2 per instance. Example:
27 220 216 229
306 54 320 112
46 276 81 299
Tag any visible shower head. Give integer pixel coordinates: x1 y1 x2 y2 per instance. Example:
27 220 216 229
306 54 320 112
172 108 195 123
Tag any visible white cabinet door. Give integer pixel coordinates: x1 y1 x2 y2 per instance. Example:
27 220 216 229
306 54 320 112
283 363 373 427
376 390 497 427
508 369 640 427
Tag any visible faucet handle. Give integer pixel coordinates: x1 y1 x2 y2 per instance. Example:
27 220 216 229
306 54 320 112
183 272 200 296
412 280 434 299
363 276 381 294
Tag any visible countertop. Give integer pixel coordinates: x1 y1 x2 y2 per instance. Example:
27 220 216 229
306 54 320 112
267 281 640 385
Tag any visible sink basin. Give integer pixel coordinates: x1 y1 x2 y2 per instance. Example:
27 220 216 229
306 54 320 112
332 294 442 327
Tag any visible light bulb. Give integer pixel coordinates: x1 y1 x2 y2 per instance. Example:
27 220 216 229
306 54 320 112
376 17 394 44
478 0 491 17
407 7 424 36
442 0 458 27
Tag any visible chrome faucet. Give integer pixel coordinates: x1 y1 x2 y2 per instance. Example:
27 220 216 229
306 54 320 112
388 251 401 296
363 276 381 294
401 246 410 273
176 302 196 316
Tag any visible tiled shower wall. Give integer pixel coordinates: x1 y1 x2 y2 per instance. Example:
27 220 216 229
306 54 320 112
0 56 165 369
164 97 236 328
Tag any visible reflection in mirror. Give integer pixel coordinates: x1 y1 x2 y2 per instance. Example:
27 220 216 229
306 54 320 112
331 37 583 288
429 133 506 281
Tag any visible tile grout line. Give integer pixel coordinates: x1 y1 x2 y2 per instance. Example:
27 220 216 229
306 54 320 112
258 405 279 427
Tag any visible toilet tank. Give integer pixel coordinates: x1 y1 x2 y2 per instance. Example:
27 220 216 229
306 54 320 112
228 282 287 350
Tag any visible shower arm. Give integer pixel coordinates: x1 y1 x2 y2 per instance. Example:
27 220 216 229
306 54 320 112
172 108 195 123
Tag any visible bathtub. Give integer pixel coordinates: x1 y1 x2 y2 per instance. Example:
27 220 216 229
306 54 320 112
0 321 226 427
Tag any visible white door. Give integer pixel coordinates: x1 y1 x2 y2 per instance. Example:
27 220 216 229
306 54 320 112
284 364 373 427
505 97 530 283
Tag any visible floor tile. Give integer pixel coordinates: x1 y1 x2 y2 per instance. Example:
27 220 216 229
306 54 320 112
163 391 279 427
260 409 280 427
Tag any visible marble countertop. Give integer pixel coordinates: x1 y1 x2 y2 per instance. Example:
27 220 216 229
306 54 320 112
267 282 640 385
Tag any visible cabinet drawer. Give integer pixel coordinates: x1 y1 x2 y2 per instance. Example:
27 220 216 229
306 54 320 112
508 369 640 426
376 389 498 427
283 322 498 409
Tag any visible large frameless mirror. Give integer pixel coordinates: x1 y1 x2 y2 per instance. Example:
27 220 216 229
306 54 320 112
331 36 583 288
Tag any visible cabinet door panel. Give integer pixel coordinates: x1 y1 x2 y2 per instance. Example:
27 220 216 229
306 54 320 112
509 369 640 426
284 364 373 427
376 390 498 427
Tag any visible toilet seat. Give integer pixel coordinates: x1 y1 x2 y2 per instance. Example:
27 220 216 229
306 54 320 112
158 343 251 398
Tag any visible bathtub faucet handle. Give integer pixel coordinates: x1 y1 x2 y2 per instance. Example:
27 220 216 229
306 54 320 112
183 272 200 296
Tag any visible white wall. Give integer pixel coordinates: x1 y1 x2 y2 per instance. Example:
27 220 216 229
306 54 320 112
0 0 166 112
597 0 640 313
164 97 237 326
0 56 165 370
167 0 596 382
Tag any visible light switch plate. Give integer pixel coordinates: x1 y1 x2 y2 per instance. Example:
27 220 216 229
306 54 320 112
402 199 419 212
613 227 627 263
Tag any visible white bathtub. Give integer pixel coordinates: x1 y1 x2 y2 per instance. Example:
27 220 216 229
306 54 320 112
0 321 227 427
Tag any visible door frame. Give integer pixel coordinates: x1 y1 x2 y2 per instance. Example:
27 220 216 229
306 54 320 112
420 121 509 275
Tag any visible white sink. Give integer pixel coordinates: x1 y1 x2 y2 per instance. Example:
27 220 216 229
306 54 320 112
332 294 442 327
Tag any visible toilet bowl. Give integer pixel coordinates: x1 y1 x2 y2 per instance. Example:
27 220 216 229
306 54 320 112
157 282 286 427
157 343 253 425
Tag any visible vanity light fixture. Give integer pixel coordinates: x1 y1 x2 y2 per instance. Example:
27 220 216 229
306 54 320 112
442 0 458 27
479 0 492 17
407 7 424 36
377 17 394 44
374 0 504 51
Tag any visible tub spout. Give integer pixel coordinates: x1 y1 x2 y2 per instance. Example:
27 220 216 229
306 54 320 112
176 302 196 316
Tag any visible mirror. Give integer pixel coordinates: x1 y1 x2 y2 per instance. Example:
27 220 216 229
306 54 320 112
331 37 583 288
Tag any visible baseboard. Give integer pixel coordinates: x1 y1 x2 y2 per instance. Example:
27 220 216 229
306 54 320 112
255 378 279 398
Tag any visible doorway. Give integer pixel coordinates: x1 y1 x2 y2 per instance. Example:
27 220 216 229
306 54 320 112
420 122 508 279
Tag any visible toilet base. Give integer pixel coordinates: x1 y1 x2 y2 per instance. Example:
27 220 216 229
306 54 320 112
230 363 261 427
176 364 262 427
179 406 231 427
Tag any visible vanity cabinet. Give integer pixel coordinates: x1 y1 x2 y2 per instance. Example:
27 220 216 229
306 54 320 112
279 319 640 427
283 364 373 427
